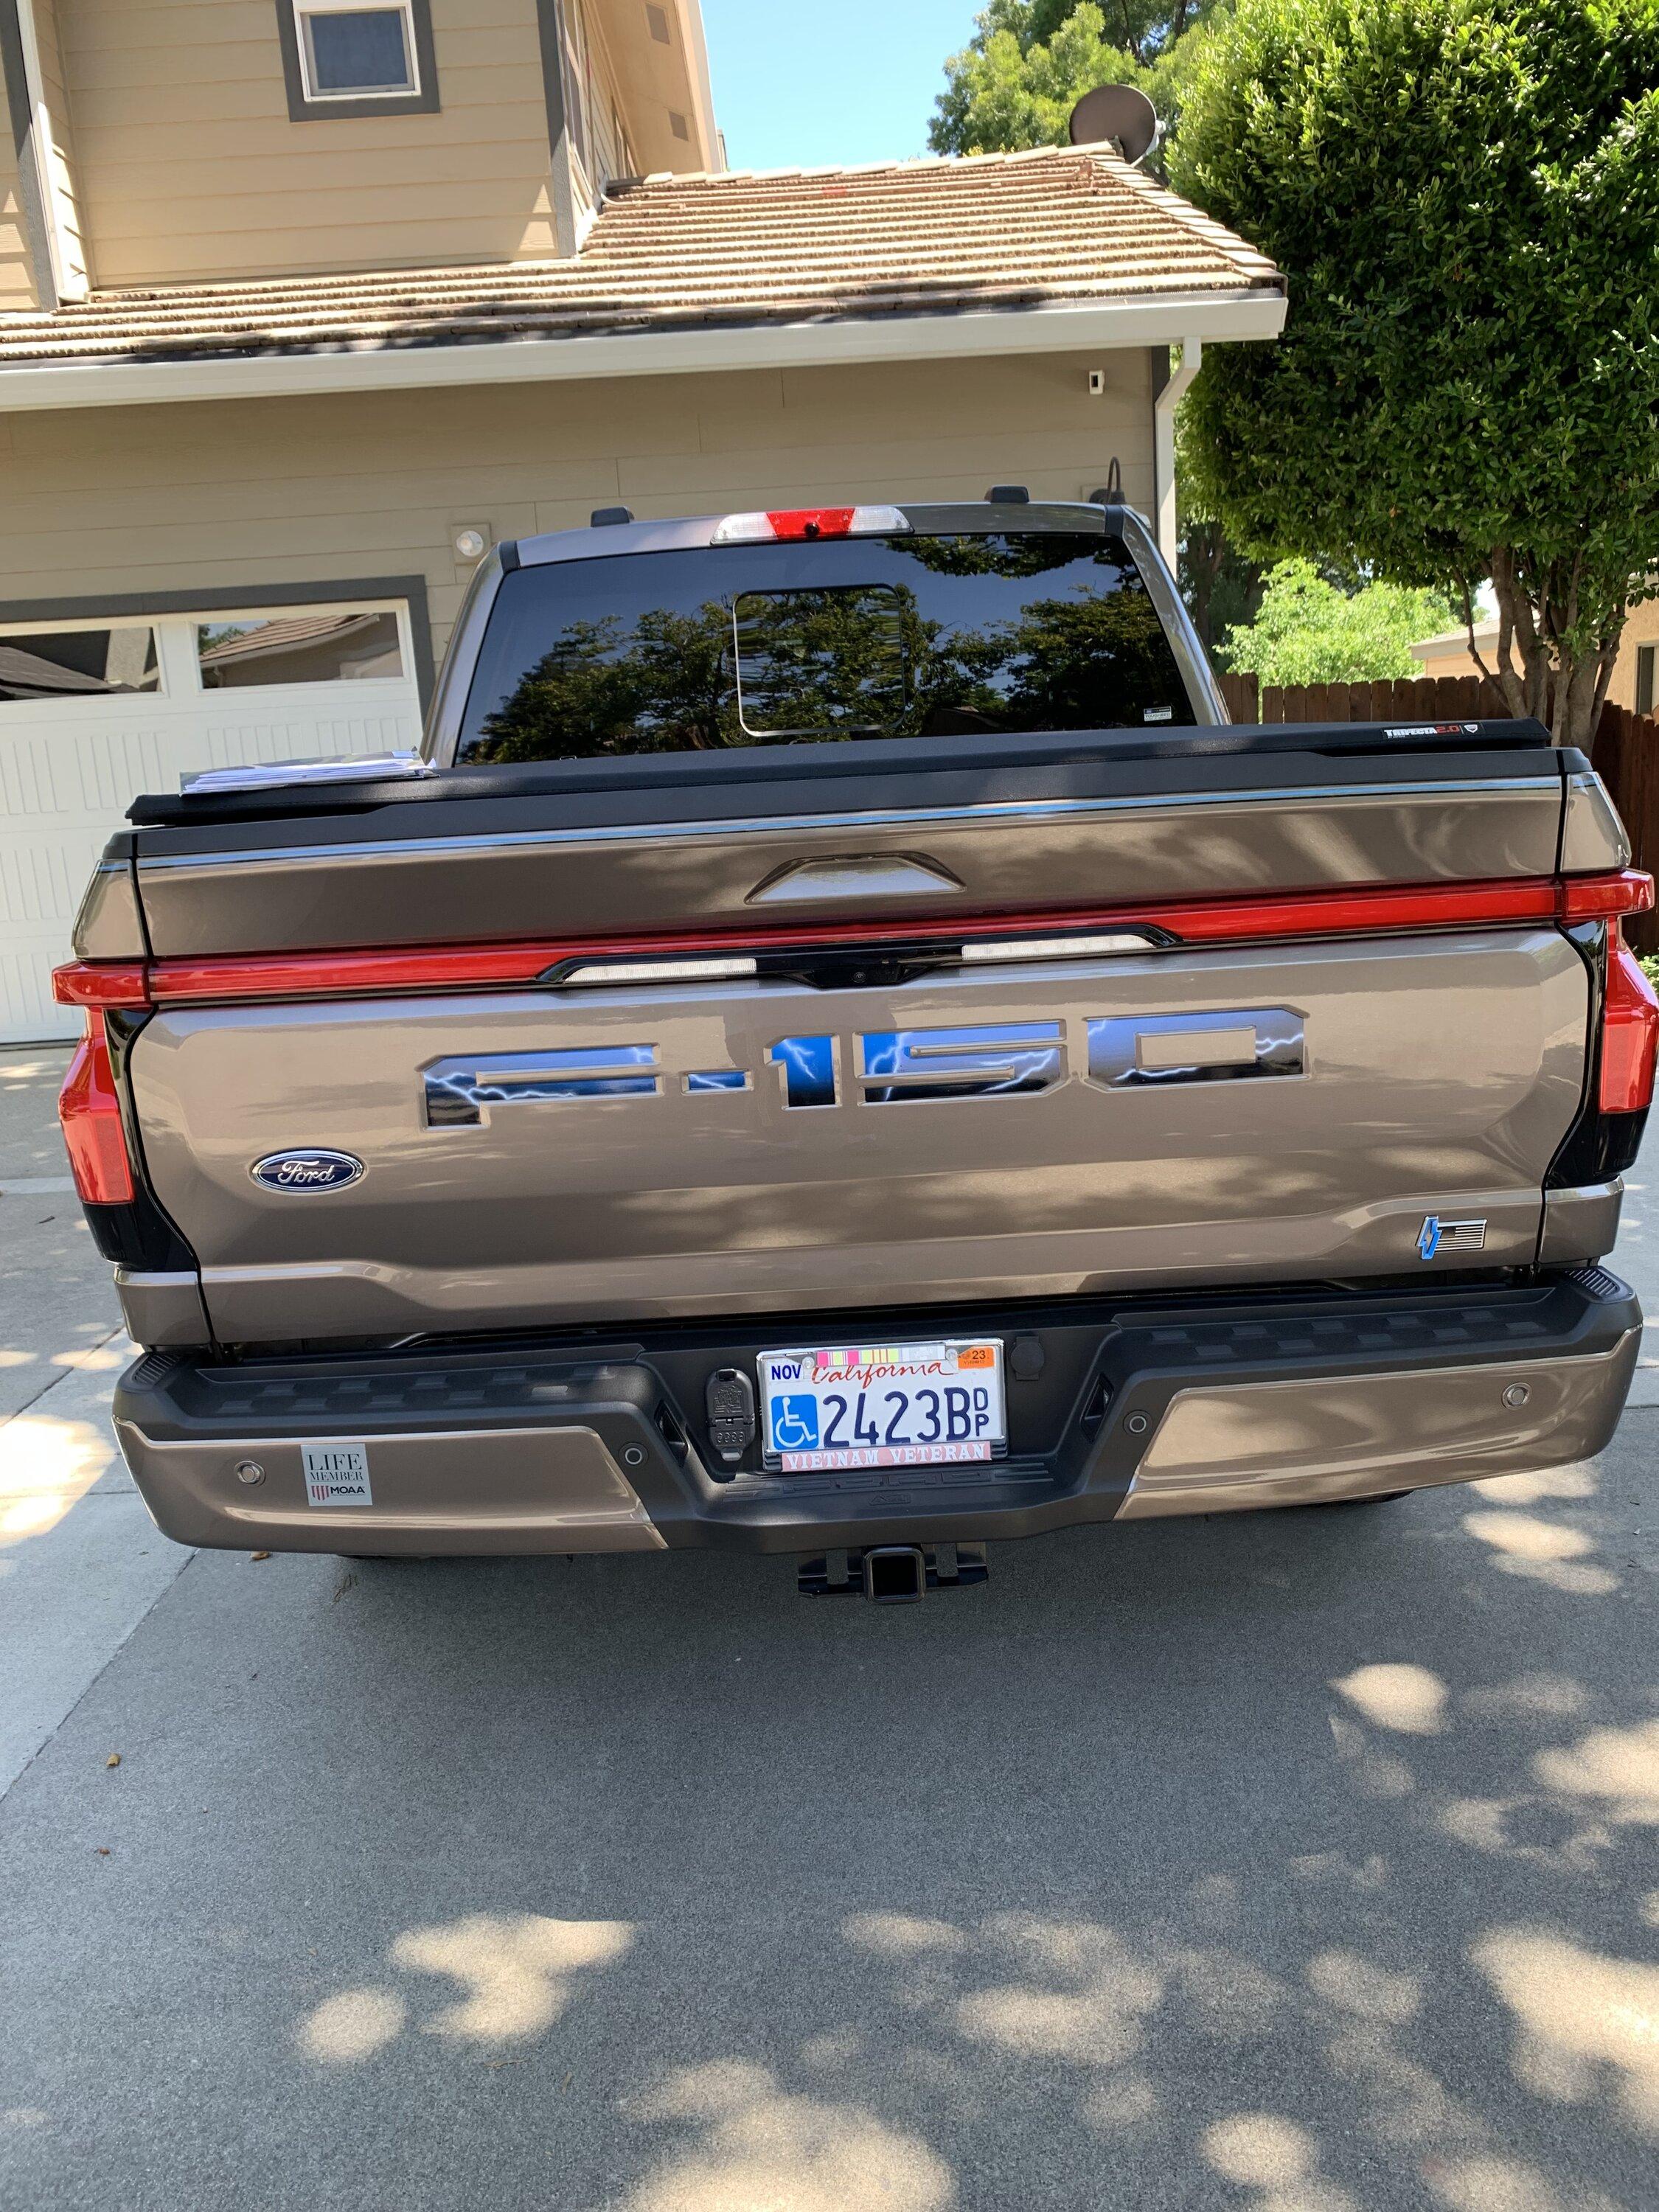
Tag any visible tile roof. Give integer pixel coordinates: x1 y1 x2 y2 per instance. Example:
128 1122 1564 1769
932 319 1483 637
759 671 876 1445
0 146 1281 371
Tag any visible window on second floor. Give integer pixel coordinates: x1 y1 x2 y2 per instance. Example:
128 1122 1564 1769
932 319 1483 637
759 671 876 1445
279 0 439 119
299 4 417 97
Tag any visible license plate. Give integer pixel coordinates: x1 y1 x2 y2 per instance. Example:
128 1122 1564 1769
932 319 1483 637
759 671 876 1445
758 1339 1006 1472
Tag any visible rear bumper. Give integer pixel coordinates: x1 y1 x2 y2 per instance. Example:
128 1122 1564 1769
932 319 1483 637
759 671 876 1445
112 1270 1641 1557
119 1265 1655 1557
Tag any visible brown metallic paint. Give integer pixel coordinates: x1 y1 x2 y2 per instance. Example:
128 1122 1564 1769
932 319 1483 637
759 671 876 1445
70 863 146 961
1561 773 1632 873
1537 1181 1625 1266
128 927 1587 1343
114 1270 212 1347
114 1420 667 1554
1119 1330 1639 1516
131 779 1565 959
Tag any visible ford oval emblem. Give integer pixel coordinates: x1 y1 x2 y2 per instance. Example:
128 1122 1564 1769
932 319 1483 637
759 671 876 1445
250 1149 364 1194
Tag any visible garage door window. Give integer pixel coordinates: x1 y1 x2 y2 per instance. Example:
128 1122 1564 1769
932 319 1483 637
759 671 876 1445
0 593 423 1046
0 626 159 703
196 608 406 689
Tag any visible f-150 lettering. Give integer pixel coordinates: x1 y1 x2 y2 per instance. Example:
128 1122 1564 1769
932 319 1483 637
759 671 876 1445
425 1010 1305 1123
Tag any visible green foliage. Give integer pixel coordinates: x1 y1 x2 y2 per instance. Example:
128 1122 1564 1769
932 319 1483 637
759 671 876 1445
475 607 732 758
928 1 1218 160
1170 0 1659 743
1175 398 1265 653
1219 559 1455 684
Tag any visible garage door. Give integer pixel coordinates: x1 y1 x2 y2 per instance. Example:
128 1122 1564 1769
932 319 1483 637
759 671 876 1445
0 598 422 1043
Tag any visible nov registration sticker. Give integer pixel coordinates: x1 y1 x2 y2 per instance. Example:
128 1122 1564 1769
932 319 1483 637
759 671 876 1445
758 1340 1006 1473
301 1441 372 1508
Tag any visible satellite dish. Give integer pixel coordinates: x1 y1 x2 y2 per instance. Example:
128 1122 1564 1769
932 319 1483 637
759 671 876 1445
1068 84 1161 165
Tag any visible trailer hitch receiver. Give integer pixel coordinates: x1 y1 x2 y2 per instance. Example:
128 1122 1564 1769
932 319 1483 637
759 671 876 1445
797 1543 989 1600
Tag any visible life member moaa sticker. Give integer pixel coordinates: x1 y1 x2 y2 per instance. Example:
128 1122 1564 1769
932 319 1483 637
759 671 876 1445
302 1441 372 1507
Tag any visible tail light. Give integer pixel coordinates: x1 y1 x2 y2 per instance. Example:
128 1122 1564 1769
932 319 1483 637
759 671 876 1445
58 1012 135 1205
1599 926 1659 1114
711 505 911 544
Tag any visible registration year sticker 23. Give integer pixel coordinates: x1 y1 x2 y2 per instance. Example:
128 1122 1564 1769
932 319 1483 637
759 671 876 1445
757 1340 1006 1472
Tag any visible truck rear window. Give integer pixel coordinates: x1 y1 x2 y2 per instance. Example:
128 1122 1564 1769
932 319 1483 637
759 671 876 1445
456 532 1194 762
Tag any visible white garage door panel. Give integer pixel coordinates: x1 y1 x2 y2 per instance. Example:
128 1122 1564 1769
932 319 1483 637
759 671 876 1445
0 602 422 1043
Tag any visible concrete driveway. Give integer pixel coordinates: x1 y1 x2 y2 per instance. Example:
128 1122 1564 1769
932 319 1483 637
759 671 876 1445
2 1043 1655 2212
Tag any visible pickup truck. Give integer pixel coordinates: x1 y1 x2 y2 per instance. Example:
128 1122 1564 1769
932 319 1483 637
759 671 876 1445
54 498 1656 1601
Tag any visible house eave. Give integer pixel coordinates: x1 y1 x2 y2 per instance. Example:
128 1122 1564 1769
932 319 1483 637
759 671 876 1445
0 287 1287 413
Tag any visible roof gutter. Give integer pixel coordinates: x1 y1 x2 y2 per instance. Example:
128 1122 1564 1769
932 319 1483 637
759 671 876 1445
0 287 1285 414
1153 336 1203 567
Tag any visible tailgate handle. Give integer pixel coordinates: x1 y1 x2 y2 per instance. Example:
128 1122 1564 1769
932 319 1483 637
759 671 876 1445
747 855 964 905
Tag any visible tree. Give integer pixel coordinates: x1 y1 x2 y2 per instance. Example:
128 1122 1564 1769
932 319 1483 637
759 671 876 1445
1219 559 1455 685
1171 0 1659 749
474 607 734 759
928 1 1218 164
1175 406 1263 653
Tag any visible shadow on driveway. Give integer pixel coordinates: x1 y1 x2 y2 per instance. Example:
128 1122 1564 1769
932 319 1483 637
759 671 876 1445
2 1415 1656 2212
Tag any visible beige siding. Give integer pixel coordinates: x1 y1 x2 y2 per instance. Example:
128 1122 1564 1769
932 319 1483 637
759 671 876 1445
559 0 636 237
0 41 36 307
0 350 1158 664
33 0 89 292
1609 594 1659 714
60 0 561 285
1416 598 1659 713
566 0 630 192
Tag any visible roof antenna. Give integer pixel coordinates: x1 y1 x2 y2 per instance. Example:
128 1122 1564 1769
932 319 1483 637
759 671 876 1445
1090 459 1124 505
1068 86 1161 167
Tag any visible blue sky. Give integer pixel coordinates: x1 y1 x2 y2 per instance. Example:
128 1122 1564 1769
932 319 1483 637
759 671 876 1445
700 1 982 171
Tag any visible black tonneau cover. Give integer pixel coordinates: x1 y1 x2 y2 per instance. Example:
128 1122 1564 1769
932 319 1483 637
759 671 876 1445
126 717 1560 835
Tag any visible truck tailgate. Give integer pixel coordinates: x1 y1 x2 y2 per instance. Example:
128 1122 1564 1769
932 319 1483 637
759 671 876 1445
99 731 1611 1345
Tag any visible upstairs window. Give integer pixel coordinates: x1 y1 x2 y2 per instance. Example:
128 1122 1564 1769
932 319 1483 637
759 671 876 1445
301 6 416 97
279 0 439 118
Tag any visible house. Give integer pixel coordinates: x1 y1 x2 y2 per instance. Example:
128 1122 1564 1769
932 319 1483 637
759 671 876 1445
0 0 1284 1043
1411 599 1659 717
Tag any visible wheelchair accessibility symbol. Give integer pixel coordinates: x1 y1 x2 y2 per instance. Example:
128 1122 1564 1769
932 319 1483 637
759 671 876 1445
770 1395 820 1451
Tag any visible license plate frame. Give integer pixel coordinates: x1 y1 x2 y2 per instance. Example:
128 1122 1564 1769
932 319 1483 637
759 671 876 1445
757 1338 1007 1473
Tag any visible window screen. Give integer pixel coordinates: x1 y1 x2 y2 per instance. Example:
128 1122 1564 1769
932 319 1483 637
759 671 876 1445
0 627 159 703
299 6 415 96
458 533 1194 763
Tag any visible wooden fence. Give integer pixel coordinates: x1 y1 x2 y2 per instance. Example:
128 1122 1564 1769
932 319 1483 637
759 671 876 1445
1216 673 1659 953
1587 703 1659 954
1214 670 1514 725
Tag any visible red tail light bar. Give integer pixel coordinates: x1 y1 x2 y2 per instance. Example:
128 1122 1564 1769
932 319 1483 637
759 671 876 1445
50 870 1654 1014
58 1011 135 1205
1600 925 1659 1113
55 959 150 1009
